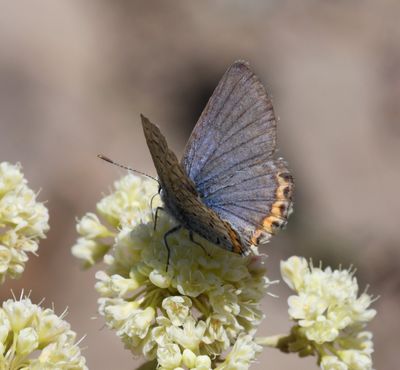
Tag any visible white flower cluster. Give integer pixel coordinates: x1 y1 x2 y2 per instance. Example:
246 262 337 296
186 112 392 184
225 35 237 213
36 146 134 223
280 256 376 370
72 174 269 369
72 174 157 267
0 296 87 369
0 162 49 283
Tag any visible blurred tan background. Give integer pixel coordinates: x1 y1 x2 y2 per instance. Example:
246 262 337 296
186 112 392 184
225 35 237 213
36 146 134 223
0 0 399 369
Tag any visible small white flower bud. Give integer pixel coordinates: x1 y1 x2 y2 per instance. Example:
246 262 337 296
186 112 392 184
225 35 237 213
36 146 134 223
77 213 111 238
182 348 197 368
16 327 39 355
157 343 182 369
162 296 192 326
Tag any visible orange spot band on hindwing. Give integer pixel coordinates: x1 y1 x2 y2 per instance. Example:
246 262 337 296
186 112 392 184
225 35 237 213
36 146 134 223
250 170 294 245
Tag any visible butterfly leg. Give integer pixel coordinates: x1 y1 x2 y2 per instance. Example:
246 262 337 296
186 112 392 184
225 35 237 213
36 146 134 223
163 225 182 271
151 184 163 229
153 206 165 230
150 192 160 212
189 231 211 257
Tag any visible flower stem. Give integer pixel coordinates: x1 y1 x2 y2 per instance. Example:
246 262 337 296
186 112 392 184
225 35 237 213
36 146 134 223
255 334 287 348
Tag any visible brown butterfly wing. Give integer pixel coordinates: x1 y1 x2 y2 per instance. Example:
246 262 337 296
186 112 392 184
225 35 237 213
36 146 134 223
141 115 245 254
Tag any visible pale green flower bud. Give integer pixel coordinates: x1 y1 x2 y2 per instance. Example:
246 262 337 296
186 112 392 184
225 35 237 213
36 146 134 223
0 162 24 193
110 274 141 296
321 356 348 370
149 269 171 288
0 246 12 273
103 300 140 322
36 309 70 346
209 286 240 315
216 334 262 370
157 343 182 369
176 268 208 297
3 298 37 332
167 316 207 352
72 237 110 267
182 348 197 368
162 296 192 326
305 317 339 343
0 310 10 343
16 327 39 355
152 320 172 347
339 349 373 370
203 314 229 348
288 293 327 321
281 255 308 291
127 307 156 339
195 355 212 369
77 212 111 238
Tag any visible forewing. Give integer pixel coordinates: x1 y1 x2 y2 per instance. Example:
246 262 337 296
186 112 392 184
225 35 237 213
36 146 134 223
141 114 197 197
182 60 276 190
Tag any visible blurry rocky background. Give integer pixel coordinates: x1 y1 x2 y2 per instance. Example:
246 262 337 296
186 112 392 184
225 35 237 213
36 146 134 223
0 0 398 368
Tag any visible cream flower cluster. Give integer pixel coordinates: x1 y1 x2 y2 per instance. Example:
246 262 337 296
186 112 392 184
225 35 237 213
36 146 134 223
72 174 268 369
0 296 87 369
0 162 49 283
72 174 157 267
280 256 376 370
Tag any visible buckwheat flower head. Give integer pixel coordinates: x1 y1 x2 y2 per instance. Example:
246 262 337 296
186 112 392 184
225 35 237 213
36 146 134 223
0 295 87 369
0 162 49 283
280 256 376 370
73 174 271 369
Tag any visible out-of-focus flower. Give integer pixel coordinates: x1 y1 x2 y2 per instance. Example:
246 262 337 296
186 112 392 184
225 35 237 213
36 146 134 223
72 174 157 267
215 334 262 370
0 162 49 284
0 295 87 369
278 256 376 370
73 174 270 369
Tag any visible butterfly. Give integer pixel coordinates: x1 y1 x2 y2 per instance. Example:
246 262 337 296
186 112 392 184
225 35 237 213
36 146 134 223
141 60 294 264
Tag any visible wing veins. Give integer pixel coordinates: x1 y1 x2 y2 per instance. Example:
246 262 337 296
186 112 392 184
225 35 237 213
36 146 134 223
192 77 260 171
186 70 253 177
206 136 270 168
195 142 271 188
212 204 260 226
203 171 274 198
218 202 269 215
219 112 273 149
217 197 278 204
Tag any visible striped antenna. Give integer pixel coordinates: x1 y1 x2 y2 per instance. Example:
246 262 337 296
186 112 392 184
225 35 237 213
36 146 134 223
97 154 159 183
